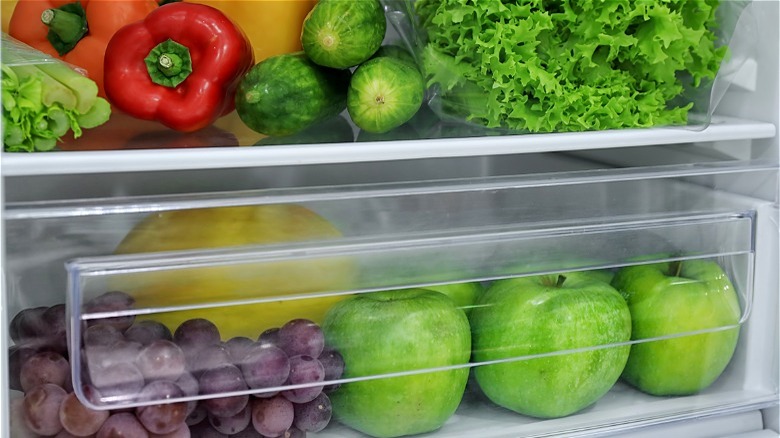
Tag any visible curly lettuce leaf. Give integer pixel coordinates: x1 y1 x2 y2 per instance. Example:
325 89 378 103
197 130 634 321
415 0 727 132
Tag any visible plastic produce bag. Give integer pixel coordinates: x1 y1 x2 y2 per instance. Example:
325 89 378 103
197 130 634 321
1 33 110 152
381 0 757 134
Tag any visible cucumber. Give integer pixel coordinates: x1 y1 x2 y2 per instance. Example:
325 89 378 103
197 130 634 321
301 0 386 69
235 53 351 137
347 56 424 134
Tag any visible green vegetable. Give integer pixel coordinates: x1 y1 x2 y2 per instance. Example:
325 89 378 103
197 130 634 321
9 64 78 111
235 52 351 136
301 0 386 69
415 0 728 133
347 56 425 134
36 61 99 114
2 35 110 152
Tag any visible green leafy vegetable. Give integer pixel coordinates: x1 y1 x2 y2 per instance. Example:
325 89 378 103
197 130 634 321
2 34 110 152
415 0 728 132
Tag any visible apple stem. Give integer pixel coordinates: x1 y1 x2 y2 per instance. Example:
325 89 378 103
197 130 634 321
669 261 683 277
556 275 567 288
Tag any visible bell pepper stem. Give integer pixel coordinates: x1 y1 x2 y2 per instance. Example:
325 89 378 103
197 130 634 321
40 3 88 56
145 39 193 88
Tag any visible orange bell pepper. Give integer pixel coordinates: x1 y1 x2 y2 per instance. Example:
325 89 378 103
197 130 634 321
8 0 158 97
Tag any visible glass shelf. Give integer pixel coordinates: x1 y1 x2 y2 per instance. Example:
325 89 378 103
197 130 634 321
1 115 775 177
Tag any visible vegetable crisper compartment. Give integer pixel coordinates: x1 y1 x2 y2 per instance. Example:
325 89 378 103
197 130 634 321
64 215 755 434
6 174 766 437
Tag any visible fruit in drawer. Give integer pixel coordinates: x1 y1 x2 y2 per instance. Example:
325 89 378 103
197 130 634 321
610 259 741 396
420 281 484 315
470 271 632 418
111 204 355 339
322 289 471 438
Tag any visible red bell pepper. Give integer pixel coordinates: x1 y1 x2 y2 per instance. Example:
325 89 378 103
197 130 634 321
103 2 254 132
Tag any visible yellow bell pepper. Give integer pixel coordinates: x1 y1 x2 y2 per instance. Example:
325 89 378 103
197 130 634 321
187 0 317 64
2 0 18 33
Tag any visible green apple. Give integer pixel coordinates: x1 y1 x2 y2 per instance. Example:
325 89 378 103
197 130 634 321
611 259 741 396
420 281 484 315
322 289 471 438
470 271 631 418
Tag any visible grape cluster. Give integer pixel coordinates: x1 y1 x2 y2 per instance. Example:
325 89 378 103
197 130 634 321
8 291 345 437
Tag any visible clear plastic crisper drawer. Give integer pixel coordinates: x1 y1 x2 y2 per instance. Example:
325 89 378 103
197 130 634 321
6 173 776 437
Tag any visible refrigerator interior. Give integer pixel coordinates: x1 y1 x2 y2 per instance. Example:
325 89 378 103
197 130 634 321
2 169 776 437
1 0 779 437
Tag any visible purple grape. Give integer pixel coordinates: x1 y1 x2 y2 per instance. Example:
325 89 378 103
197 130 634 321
175 371 200 415
149 422 191 437
281 355 324 404
281 426 306 438
176 371 199 397
208 403 251 435
9 309 24 344
188 420 228 437
42 304 69 354
89 362 145 404
125 320 173 345
84 323 125 348
173 318 221 352
11 306 48 343
318 347 344 392
223 337 255 363
278 319 324 358
202 393 249 420
135 381 189 435
257 327 280 348
137 340 187 382
240 345 290 395
186 403 208 426
199 364 249 418
83 291 136 331
251 395 294 437
85 340 144 374
23 383 68 436
96 412 149 438
58 390 110 436
19 350 70 392
9 344 39 391
189 343 232 377
293 392 332 432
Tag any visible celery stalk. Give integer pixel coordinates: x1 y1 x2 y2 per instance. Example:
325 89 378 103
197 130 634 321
3 120 25 146
11 64 78 111
46 107 71 137
37 61 98 114
75 97 111 129
3 35 111 152
32 135 57 151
